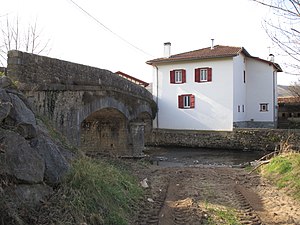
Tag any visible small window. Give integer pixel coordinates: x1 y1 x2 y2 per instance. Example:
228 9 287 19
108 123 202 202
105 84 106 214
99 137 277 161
178 94 195 109
260 103 268 112
170 69 186 84
238 105 240 112
242 105 245 112
195 67 212 82
243 71 246 83
200 69 208 81
175 70 182 83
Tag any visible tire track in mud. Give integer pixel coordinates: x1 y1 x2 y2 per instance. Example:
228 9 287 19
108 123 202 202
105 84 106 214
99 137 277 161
135 175 169 225
234 185 262 225
134 166 300 225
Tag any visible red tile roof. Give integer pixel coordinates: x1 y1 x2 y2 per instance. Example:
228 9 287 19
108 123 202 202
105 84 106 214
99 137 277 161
146 45 250 64
146 45 282 72
115 71 149 87
278 96 300 104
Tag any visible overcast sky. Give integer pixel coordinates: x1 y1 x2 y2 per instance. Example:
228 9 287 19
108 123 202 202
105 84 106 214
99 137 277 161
1 0 298 85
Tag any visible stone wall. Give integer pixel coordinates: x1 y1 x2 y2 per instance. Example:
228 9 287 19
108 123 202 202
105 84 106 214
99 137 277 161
150 128 300 151
7 50 153 102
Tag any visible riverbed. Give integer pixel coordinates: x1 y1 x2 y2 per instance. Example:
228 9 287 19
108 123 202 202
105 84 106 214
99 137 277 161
144 147 266 167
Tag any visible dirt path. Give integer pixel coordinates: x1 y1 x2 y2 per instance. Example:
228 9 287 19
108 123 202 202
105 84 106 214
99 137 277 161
134 165 300 225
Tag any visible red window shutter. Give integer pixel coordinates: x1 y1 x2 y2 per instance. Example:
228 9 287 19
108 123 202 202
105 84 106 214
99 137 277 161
190 95 195 108
195 68 200 82
208 68 212 82
178 95 183 108
170 70 175 83
182 69 186 83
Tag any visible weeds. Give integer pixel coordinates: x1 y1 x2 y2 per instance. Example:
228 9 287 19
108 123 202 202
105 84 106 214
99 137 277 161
37 157 143 225
204 203 241 225
261 152 300 199
254 134 300 200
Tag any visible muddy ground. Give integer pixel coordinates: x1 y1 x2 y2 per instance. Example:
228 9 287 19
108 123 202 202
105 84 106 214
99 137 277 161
132 163 300 225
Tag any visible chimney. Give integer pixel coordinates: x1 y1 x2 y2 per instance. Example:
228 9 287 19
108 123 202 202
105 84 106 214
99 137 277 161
211 39 215 50
269 53 274 62
164 42 171 58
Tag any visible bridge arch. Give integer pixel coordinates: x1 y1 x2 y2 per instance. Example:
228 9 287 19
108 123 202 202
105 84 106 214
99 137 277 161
80 107 129 156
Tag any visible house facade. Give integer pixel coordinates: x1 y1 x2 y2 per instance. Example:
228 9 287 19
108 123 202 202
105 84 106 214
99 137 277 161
146 43 282 131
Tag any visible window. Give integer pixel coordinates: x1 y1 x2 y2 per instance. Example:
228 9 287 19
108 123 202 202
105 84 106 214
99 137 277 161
195 67 212 82
170 69 186 84
238 105 240 112
243 71 246 83
175 70 182 83
242 105 245 112
200 69 208 81
260 103 268 112
178 94 195 109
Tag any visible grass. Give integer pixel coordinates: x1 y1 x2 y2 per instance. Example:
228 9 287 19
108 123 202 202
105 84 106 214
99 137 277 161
204 204 241 225
261 152 300 200
39 156 144 225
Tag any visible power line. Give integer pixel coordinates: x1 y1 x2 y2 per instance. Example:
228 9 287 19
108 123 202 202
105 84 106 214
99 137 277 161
67 0 154 57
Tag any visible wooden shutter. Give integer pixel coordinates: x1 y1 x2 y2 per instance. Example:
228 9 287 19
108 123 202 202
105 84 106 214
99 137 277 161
178 95 183 108
190 95 195 108
208 68 212 82
170 70 175 83
195 68 200 82
182 69 186 83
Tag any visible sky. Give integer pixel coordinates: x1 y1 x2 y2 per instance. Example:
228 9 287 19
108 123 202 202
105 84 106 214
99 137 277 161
1 0 298 85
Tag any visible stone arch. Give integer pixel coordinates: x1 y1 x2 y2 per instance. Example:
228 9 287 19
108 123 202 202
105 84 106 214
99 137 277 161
80 107 129 156
78 96 131 124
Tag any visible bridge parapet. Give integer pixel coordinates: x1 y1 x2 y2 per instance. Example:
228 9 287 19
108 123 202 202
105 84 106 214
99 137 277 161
7 50 152 100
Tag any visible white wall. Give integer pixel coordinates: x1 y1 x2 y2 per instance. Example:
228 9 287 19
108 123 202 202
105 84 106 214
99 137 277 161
233 54 247 122
246 58 276 122
153 58 234 131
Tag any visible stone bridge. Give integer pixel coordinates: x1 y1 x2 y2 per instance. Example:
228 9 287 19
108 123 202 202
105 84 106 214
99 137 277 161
6 50 156 157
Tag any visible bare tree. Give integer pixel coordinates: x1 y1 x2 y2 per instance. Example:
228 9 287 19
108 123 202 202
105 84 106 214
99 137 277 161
253 0 300 75
0 16 51 66
288 81 300 97
253 0 300 98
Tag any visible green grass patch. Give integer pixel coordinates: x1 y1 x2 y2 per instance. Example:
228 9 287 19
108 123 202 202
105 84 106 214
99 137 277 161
205 207 241 225
63 157 143 225
261 152 300 200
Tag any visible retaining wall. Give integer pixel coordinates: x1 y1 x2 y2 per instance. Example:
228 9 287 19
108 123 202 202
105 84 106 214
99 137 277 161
149 128 300 151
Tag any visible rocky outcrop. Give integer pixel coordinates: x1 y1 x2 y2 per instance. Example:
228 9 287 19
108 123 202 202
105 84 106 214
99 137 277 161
0 76 72 224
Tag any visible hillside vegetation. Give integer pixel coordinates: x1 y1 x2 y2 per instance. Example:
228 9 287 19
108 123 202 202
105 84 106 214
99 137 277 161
35 157 143 225
260 152 300 200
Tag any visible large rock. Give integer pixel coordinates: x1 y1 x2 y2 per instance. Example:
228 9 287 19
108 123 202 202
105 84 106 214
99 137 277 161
8 93 36 126
0 76 13 89
0 89 12 123
34 131 70 185
0 129 45 184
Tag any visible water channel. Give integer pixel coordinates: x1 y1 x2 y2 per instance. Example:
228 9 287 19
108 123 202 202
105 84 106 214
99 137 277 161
144 147 267 167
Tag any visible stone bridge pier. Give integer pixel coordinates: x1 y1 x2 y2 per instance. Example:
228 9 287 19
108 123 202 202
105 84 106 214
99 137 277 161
7 50 156 157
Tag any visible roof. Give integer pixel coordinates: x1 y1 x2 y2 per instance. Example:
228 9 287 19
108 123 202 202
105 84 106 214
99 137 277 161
278 96 300 104
115 71 149 87
146 45 283 72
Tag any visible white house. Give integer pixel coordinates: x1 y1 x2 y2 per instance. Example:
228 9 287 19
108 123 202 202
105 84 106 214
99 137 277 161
146 43 282 131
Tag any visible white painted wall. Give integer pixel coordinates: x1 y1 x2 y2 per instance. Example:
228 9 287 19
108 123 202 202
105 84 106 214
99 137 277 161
246 58 276 122
152 58 234 131
233 54 247 122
